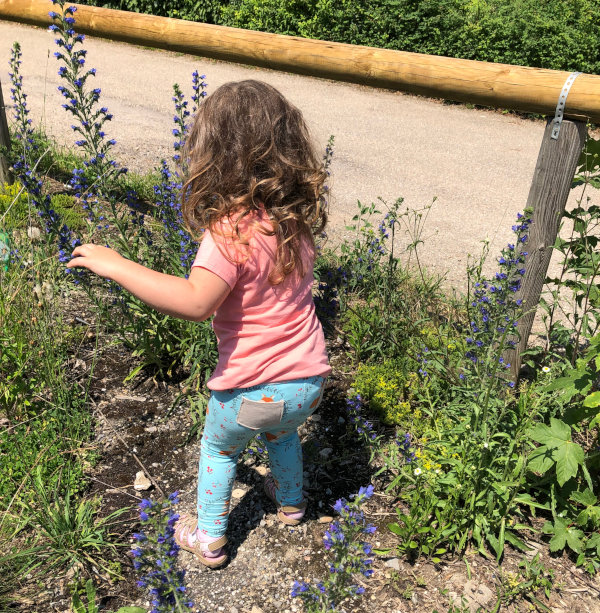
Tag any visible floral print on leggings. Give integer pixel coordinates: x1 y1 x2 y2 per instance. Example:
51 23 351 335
196 376 325 537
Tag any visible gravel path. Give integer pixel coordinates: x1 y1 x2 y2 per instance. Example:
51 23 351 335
2 19 595 294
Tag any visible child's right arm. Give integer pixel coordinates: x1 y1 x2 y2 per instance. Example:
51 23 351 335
67 243 230 322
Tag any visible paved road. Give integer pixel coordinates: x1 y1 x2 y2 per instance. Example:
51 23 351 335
0 20 594 292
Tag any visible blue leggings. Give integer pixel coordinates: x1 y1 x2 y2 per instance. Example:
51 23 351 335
196 376 326 537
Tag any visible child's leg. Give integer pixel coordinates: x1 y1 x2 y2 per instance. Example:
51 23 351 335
196 391 255 538
263 376 325 507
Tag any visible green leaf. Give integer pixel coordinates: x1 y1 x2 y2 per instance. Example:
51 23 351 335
555 440 585 486
565 527 585 554
372 548 391 555
116 608 146 613
576 510 590 526
570 488 597 507
529 419 584 486
543 376 576 392
513 494 551 511
387 523 404 536
583 391 600 408
503 530 529 552
587 533 600 555
486 532 501 558
548 519 567 552
527 446 555 475
530 418 571 446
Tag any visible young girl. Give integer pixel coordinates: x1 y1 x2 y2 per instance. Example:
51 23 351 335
67 80 331 568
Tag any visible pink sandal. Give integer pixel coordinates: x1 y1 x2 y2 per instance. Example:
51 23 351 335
174 514 227 569
264 473 307 526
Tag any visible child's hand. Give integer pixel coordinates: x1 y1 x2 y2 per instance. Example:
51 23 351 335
67 244 124 280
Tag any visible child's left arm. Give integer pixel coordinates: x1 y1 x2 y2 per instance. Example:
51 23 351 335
67 243 230 322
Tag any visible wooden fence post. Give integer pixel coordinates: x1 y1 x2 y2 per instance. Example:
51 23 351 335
508 118 587 380
0 77 13 185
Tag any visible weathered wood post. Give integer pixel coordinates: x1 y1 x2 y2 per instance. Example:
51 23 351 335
508 117 587 380
0 77 13 185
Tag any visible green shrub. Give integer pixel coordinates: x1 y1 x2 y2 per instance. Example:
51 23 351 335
353 360 422 428
79 0 600 74
0 183 85 232
0 181 29 230
82 0 226 23
221 0 600 74
49 193 86 231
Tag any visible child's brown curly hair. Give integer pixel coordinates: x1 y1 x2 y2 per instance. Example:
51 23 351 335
181 80 328 284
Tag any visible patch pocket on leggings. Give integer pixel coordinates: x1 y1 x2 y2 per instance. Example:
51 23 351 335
236 397 284 430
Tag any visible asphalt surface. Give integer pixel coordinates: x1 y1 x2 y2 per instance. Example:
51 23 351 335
0 19 594 292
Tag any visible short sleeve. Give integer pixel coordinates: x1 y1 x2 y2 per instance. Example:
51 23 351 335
192 230 241 290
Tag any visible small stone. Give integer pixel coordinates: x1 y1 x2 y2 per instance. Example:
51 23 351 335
133 471 152 491
27 226 42 241
255 465 268 476
338 416 345 423
385 558 401 571
115 394 147 402
319 447 333 458
232 488 246 499
145 425 158 433
463 580 494 610
311 414 322 422
318 515 333 523
523 540 543 559
251 607 264 613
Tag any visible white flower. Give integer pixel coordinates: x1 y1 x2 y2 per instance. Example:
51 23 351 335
542 366 551 373
483 442 489 449
414 468 422 476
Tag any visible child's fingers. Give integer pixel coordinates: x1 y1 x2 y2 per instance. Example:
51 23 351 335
67 244 96 269
66 256 89 269
70 243 93 258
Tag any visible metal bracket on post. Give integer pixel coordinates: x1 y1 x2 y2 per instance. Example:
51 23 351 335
551 72 581 140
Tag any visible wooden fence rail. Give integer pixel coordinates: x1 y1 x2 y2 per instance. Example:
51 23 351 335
0 0 600 122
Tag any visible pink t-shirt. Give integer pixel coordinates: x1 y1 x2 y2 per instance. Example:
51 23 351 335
192 212 331 391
